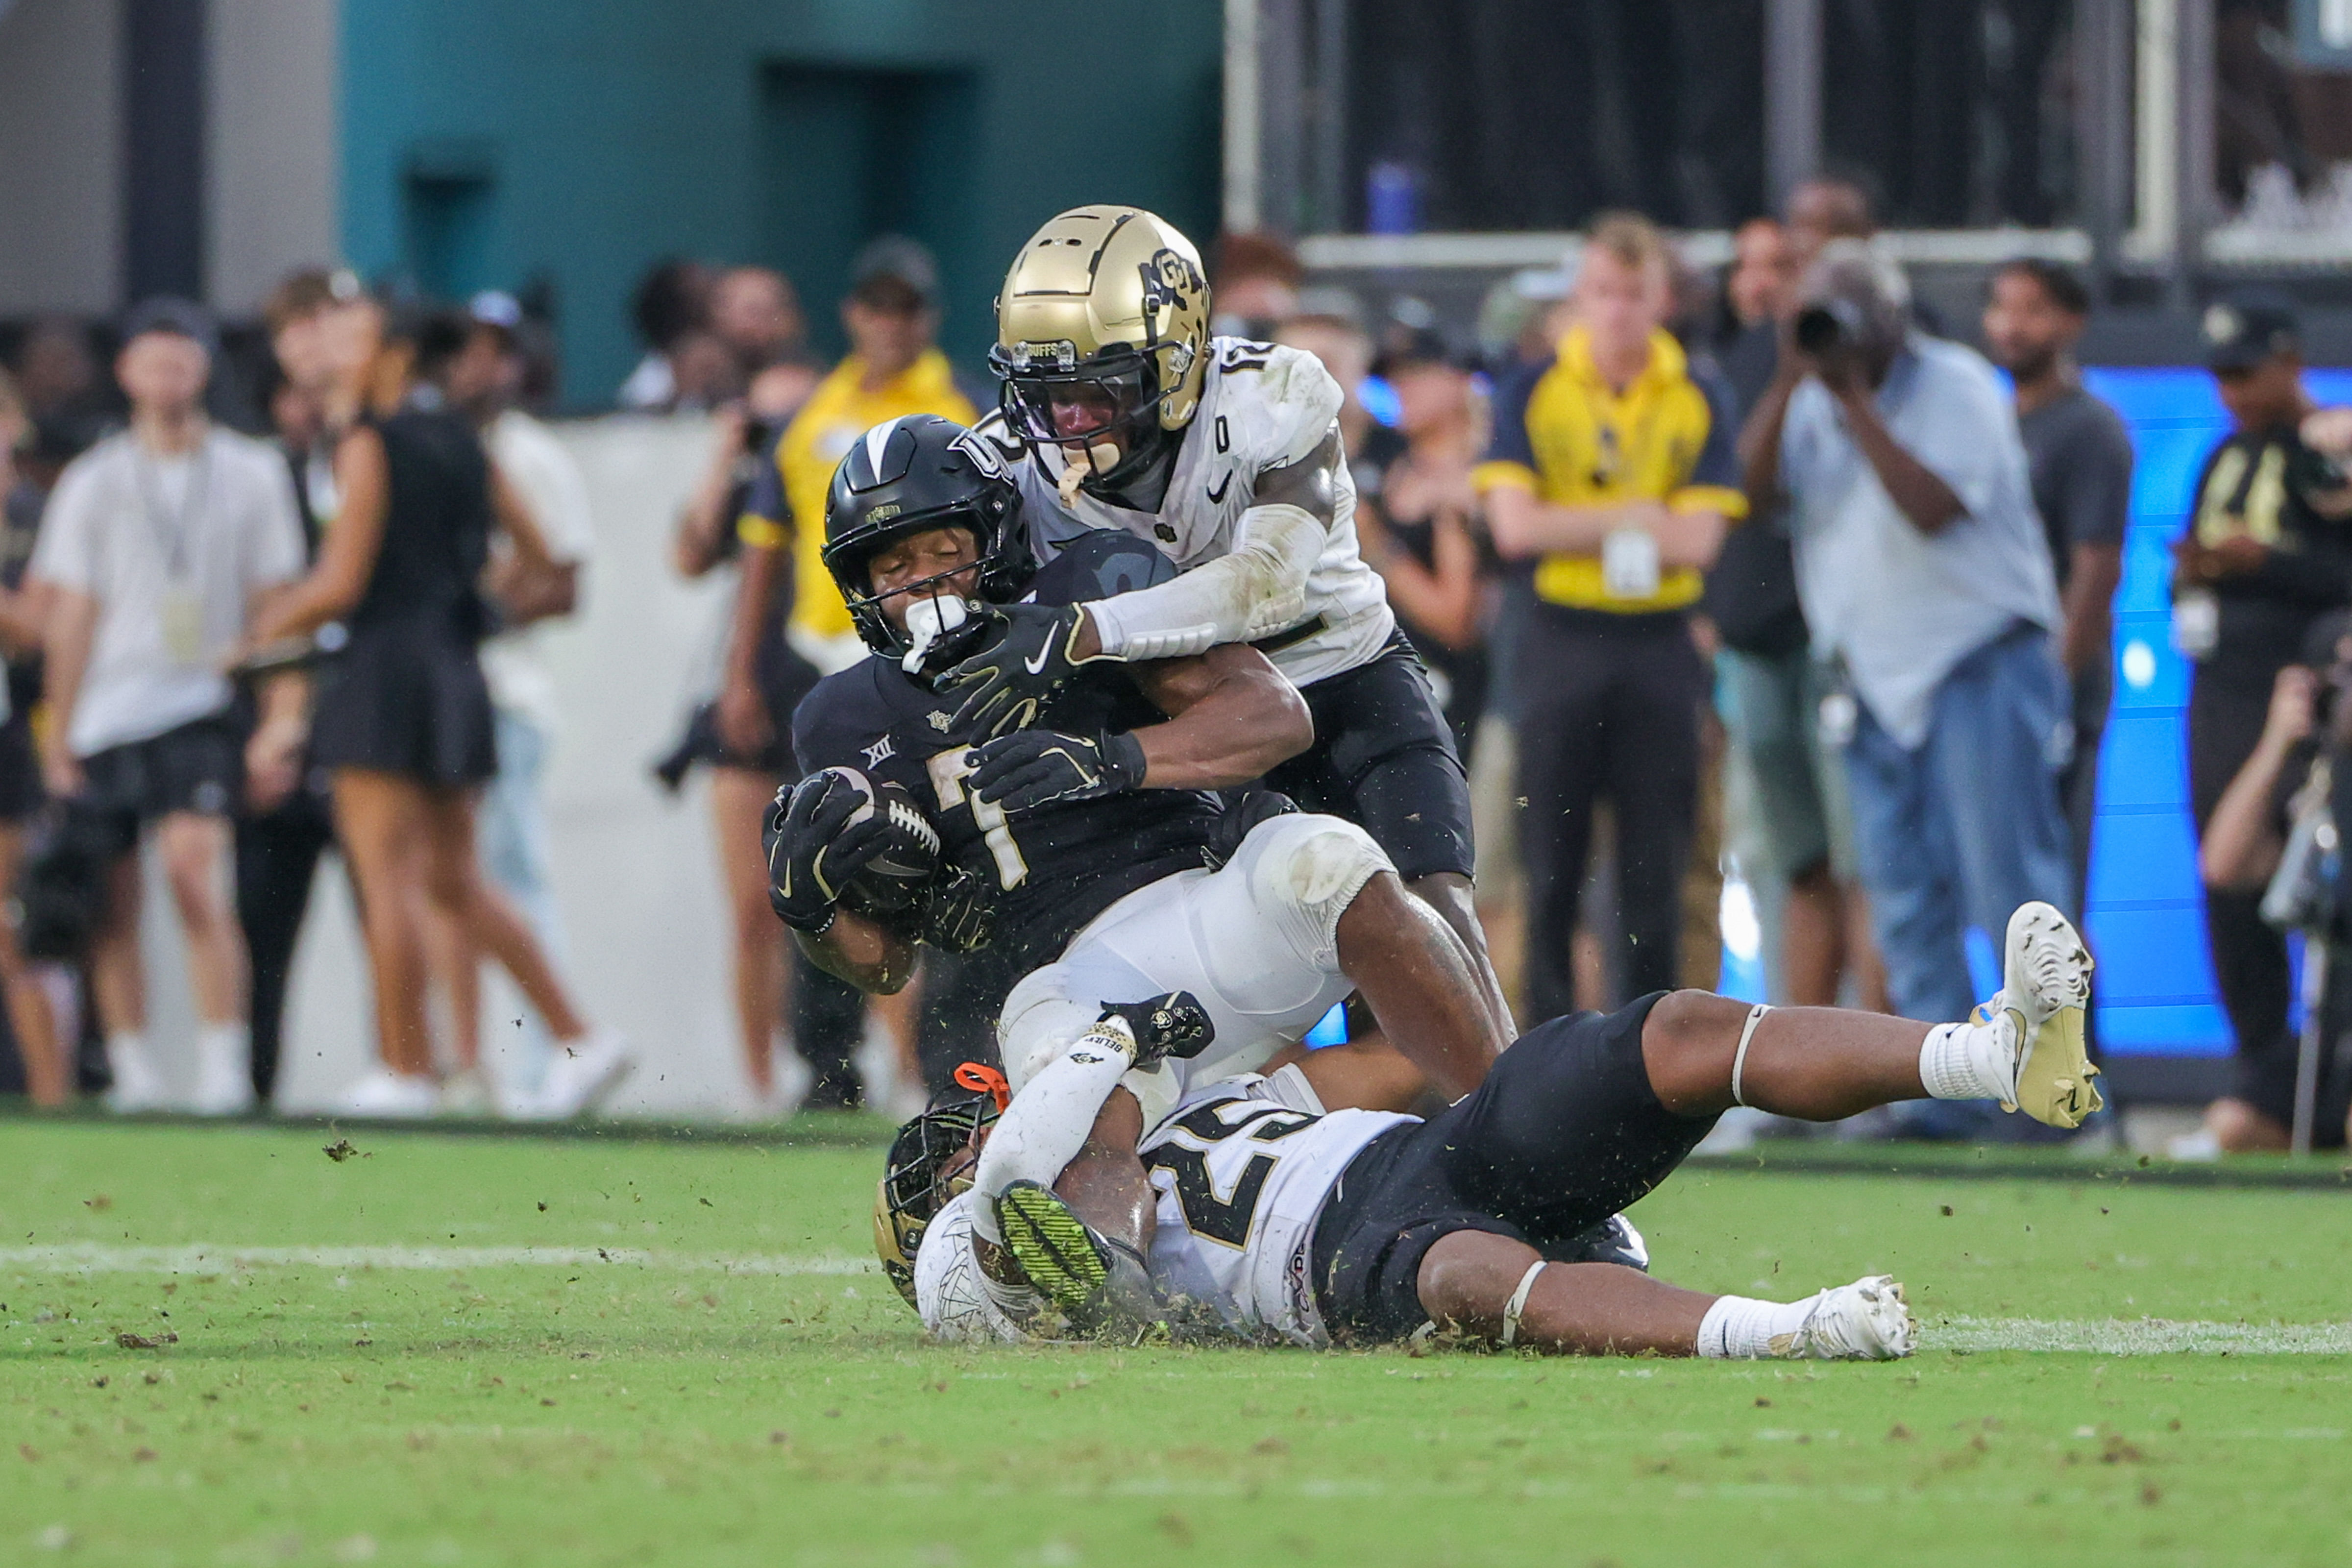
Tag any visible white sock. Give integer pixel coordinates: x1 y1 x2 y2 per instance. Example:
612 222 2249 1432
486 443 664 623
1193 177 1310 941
1697 1293 1819 1359
969 1024 1134 1244
1917 1014 2014 1102
106 1031 153 1072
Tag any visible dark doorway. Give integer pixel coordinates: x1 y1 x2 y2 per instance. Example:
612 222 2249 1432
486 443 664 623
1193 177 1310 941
756 63 983 364
401 140 500 302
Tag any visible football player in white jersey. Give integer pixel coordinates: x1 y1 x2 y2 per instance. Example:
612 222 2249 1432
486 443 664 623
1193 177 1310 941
932 205 1511 1050
893 901 2100 1356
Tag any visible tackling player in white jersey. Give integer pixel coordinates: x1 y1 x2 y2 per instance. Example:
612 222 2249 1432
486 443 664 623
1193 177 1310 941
933 205 1511 1048
890 902 2102 1356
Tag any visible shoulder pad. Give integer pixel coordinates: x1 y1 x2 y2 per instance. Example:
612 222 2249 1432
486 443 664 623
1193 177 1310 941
1212 342 1343 471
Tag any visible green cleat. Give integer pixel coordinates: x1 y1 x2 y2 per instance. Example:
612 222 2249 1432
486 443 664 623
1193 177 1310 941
995 1180 1110 1319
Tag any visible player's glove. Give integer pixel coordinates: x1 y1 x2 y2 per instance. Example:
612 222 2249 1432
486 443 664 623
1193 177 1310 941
967 727 1147 817
937 603 1104 739
917 861 995 953
765 772 890 934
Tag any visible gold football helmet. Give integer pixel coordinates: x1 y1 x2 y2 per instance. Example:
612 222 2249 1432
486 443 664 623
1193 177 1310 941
872 1064 1008 1309
990 205 1211 490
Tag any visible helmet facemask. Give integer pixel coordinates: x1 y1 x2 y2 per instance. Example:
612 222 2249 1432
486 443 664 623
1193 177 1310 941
992 340 1186 501
874 1065 1009 1309
828 504 1010 670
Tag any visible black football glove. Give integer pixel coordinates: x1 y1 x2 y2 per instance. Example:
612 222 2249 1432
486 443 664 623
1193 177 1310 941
917 861 995 953
937 603 1103 739
1098 991 1215 1069
967 728 1147 817
765 772 890 934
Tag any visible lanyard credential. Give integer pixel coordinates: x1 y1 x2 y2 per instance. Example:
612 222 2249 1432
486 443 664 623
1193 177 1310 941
131 437 211 582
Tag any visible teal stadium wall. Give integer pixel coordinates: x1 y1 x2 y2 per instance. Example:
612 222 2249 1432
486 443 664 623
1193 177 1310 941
338 0 1225 405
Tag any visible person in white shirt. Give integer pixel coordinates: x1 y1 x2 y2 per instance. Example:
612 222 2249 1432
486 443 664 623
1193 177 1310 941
31 299 309 1114
444 294 598 1116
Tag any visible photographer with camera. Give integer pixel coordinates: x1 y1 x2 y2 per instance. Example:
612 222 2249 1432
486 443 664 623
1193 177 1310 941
2173 295 2352 1153
1741 242 2074 1136
2187 615 2352 1154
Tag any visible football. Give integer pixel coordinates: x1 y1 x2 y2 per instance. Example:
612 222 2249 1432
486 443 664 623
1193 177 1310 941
821 765 941 917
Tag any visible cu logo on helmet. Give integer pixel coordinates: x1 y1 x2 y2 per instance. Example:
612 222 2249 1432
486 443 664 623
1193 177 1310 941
1138 248 1203 322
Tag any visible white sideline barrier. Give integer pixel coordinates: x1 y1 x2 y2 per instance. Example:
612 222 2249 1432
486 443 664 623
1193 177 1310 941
138 415 757 1118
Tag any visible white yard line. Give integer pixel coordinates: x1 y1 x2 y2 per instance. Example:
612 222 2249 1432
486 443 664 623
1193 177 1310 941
0 1244 872 1276
1926 1316 2352 1355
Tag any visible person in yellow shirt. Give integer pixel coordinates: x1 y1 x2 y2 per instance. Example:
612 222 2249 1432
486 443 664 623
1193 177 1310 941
1475 212 1743 1021
719 237 978 1110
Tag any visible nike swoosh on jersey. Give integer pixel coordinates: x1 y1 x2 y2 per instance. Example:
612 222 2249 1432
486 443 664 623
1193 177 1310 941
1206 471 1232 503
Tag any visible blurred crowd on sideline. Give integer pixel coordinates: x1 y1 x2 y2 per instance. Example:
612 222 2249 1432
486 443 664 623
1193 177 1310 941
3 182 2350 1154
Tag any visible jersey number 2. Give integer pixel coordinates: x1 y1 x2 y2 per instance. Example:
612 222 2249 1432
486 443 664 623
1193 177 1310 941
926 750 1029 889
1142 1101 1316 1250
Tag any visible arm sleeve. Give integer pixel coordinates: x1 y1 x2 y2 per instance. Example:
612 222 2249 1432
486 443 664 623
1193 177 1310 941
737 436 790 552
1080 500 1324 661
1669 369 1751 520
1470 359 1545 495
27 461 99 591
967 1029 1134 1243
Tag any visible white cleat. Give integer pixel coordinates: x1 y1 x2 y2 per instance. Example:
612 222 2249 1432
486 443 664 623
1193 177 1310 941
1978 901 2100 1128
1778 1274 1916 1360
536 1028 632 1119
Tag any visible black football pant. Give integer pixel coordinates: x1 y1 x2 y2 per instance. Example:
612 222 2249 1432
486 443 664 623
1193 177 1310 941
1513 607 1708 1023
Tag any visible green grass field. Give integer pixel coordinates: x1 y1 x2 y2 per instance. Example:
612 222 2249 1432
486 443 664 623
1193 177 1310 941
3 1117 2349 1568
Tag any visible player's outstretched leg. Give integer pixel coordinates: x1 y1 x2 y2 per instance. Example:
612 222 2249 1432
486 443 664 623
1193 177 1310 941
1335 871 1507 1102
1642 902 2099 1129
1416 1231 1914 1360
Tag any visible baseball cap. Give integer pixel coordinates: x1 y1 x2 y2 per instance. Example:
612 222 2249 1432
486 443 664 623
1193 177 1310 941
2203 291 2300 372
467 290 524 331
850 236 939 312
121 296 219 356
1374 324 1469 377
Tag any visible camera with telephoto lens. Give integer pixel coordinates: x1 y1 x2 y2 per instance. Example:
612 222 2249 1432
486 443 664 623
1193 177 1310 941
1793 297 1866 357
2263 613 2352 936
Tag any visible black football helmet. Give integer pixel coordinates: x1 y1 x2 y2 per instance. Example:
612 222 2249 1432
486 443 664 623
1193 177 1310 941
823 415 1034 661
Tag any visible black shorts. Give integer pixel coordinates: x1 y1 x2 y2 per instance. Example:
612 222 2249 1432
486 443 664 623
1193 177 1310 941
309 621 498 788
77 712 244 860
1265 634 1474 881
0 709 44 822
1310 993 1716 1343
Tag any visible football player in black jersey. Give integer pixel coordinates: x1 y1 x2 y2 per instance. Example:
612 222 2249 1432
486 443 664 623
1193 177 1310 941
775 415 1504 1293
